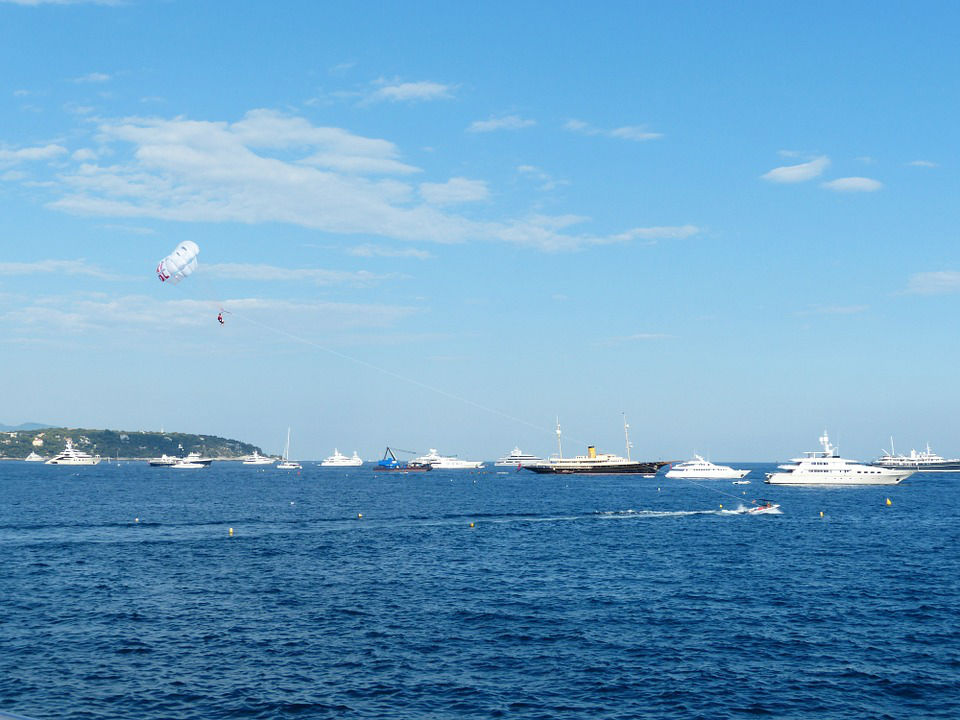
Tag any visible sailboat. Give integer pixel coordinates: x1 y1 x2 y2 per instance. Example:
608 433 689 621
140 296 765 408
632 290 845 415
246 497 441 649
276 428 301 470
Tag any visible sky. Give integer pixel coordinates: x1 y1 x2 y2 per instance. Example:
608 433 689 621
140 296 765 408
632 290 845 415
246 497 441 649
1 0 958 461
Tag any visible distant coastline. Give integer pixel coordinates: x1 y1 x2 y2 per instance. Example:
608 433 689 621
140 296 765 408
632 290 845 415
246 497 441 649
0 427 261 461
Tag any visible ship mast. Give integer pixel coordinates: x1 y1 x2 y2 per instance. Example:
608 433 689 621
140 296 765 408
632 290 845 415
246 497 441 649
623 412 633 461
555 418 563 459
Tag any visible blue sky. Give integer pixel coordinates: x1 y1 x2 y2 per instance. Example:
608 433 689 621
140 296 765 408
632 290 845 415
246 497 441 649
1 0 958 461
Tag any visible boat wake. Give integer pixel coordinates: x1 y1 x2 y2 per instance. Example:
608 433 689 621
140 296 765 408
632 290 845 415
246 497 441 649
595 505 779 519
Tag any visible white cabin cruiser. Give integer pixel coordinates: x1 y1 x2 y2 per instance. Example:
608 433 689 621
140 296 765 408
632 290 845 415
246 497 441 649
321 449 363 467
765 432 913 485
242 451 275 465
45 439 101 466
665 455 749 479
410 449 484 469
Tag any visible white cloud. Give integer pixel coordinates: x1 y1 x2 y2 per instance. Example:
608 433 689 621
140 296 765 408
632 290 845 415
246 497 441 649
347 244 433 260
467 115 536 133
419 177 489 205
821 177 883 192
0 144 68 164
908 160 937 168
204 263 397 286
517 164 568 192
72 148 97 161
366 81 454 103
564 119 662 141
904 271 960 295
73 72 111 84
761 155 830 183
0 259 119 279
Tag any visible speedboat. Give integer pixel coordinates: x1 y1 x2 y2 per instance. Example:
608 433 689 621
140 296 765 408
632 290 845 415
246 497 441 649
172 460 205 469
494 447 543 467
747 500 780 514
410 449 484 469
732 479 751 485
665 455 749 479
872 439 960 472
321 449 363 467
765 432 914 485
45 439 101 465
242 451 275 465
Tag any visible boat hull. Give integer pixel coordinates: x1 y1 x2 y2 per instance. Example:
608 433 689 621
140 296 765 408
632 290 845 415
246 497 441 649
871 461 960 472
526 461 668 475
764 472 911 485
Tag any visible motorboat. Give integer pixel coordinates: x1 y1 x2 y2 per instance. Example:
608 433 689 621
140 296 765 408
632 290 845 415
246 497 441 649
374 446 431 472
149 454 179 467
765 432 914 485
45 439 101 465
242 451 275 465
276 428 301 470
172 460 205 469
321 449 363 467
732 480 751 485
526 418 667 476
746 500 781 514
410 448 484 470
24 451 45 462
494 447 543 467
872 438 960 472
183 451 213 466
665 455 750 479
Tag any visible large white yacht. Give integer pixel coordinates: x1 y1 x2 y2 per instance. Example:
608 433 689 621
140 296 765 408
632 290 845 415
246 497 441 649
320 449 363 467
494 447 543 467
242 451 275 465
410 449 485 469
872 439 960 472
765 432 914 485
665 455 750 479
45 439 101 466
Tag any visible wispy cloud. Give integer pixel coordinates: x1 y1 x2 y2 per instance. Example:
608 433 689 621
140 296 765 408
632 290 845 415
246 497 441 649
0 259 120 279
517 164 568 192
467 115 536 133
564 119 662 142
204 263 398 286
908 160 937 168
0 144 68 164
419 177 489 205
72 72 112 84
761 155 830 183
346 244 433 260
821 177 883 192
797 304 869 316
366 81 454 104
904 271 960 295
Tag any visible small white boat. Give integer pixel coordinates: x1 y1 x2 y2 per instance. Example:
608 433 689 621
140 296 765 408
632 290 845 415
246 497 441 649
665 455 749 479
276 428 301 470
242 451 275 465
732 480 751 485
320 449 363 467
172 460 205 469
746 500 780 514
24 451 45 462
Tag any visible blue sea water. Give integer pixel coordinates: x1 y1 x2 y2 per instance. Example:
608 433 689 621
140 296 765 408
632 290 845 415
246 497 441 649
1 461 959 719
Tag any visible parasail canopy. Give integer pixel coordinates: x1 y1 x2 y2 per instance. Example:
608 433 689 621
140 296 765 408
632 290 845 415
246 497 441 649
157 241 199 284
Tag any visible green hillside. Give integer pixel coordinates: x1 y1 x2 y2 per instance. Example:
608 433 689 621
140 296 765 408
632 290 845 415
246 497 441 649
0 428 261 460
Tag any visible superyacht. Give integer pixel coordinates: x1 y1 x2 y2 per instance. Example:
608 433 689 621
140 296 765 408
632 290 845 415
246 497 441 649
45 439 101 466
242 451 275 465
320 449 364 467
409 449 485 469
494 447 543 467
526 417 668 476
665 455 750 479
765 432 914 485
872 439 960 472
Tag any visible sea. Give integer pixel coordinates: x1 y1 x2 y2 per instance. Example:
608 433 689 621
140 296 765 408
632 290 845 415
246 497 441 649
1 461 958 719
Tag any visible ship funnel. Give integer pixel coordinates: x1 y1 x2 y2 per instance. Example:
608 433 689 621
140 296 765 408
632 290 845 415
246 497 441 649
588 445 597 459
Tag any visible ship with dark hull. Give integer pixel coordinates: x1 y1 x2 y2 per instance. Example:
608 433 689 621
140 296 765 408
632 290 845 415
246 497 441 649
374 446 432 472
524 417 667 476
872 439 960 472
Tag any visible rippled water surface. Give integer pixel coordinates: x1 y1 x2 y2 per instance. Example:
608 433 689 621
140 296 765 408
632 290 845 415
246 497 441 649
2 462 959 719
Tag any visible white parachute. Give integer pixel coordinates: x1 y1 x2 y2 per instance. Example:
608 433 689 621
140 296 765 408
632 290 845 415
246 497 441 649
156 241 199 284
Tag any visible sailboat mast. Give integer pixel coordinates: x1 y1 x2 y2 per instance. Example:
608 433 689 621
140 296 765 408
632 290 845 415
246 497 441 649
623 412 632 461
556 418 563 459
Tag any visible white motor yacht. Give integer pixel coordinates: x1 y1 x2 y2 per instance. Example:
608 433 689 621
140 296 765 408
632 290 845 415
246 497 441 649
321 449 363 467
172 460 205 469
765 432 914 485
410 449 484 469
45 439 101 466
494 447 543 467
666 455 749 479
242 451 275 465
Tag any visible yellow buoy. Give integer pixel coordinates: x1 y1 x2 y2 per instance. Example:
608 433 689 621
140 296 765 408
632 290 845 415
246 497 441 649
357 513 363 519
134 517 139 523
886 498 892 506
228 527 234 537
819 511 824 518
719 504 723 509
469 522 475 528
